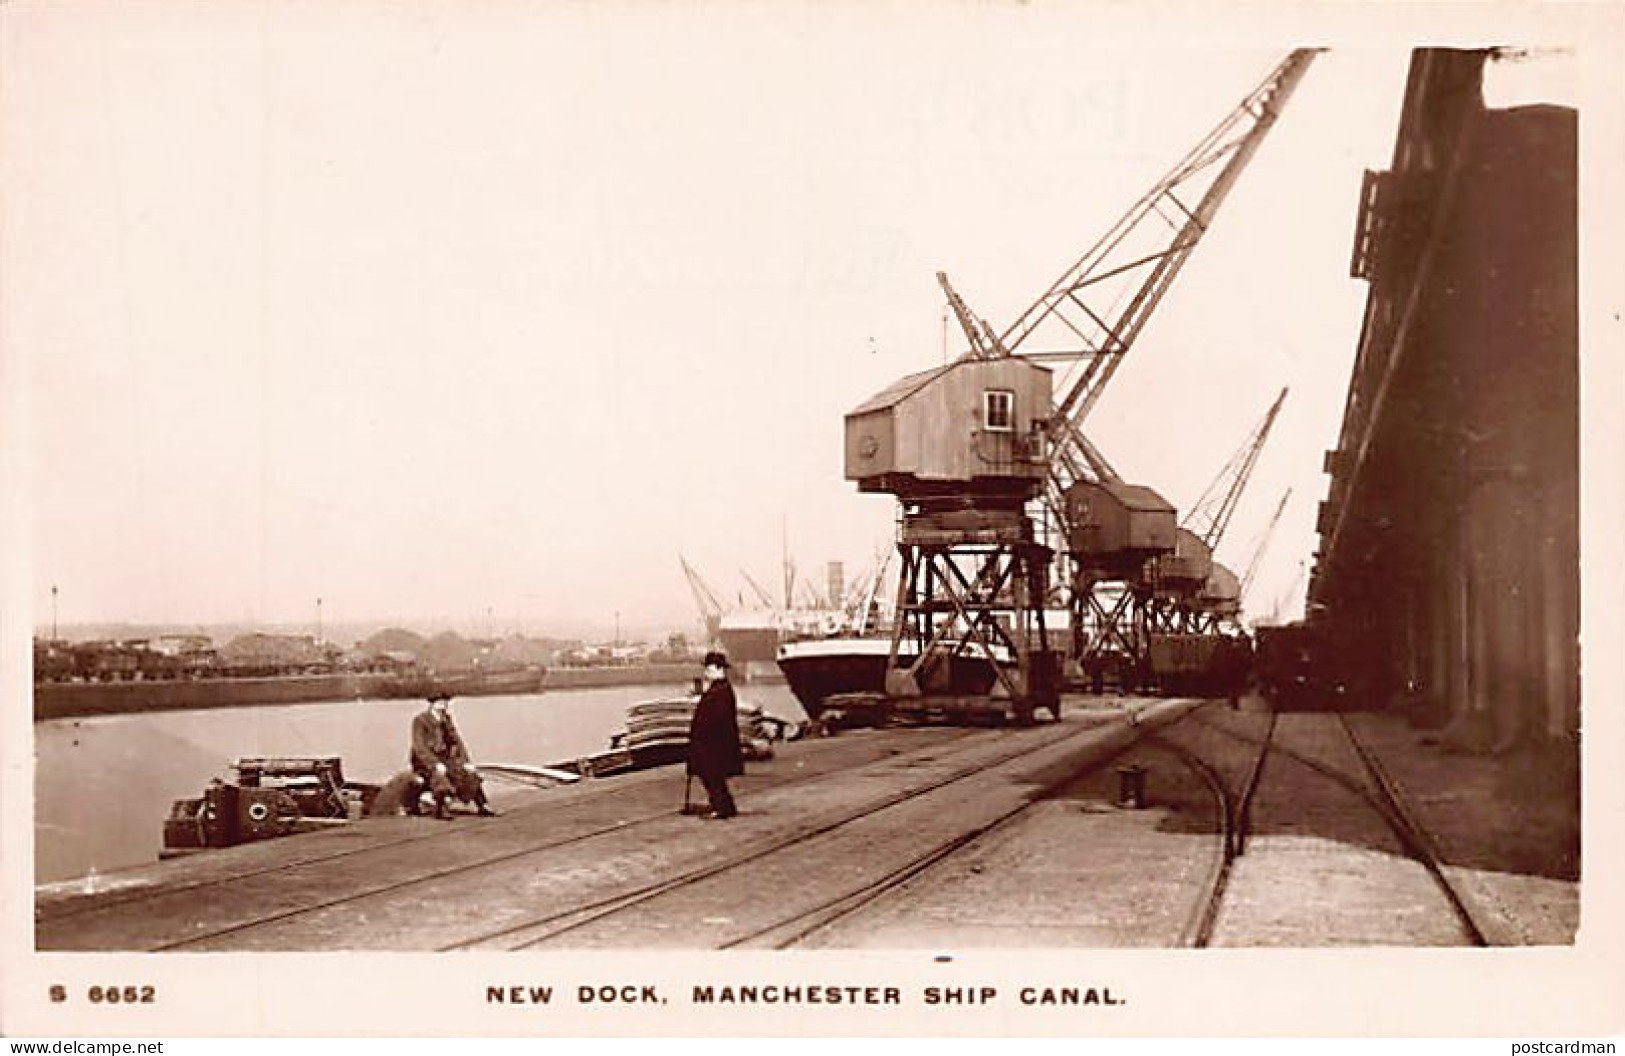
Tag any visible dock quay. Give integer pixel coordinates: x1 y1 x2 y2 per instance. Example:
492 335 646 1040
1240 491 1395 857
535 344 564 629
36 695 1576 953
32 663 699 721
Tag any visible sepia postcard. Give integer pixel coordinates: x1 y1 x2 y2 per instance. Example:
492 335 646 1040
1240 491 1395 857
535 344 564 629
2 0 1623 1040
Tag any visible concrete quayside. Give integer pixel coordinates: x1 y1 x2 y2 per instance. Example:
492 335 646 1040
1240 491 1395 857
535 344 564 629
35 694 1575 952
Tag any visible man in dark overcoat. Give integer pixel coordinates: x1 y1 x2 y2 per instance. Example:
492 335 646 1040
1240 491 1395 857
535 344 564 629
686 650 743 819
410 693 497 819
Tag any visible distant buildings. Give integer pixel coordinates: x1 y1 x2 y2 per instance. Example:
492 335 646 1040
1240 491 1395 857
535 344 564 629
31 628 578 683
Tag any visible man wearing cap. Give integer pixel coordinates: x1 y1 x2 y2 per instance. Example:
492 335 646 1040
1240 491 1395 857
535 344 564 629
410 693 498 819
686 650 744 819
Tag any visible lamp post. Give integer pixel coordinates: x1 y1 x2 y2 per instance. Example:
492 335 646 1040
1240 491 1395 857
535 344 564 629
316 596 324 645
51 584 58 642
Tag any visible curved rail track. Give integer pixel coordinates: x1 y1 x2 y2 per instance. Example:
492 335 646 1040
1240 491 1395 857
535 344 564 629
1140 714 1274 947
1169 708 1489 947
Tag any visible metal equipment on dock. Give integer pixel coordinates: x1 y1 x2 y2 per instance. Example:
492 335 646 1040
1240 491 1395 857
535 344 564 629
161 756 379 858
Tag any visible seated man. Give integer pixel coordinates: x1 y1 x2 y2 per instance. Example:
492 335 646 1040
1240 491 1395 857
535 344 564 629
410 693 497 819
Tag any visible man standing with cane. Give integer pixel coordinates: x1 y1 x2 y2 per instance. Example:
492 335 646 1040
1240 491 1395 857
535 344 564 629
686 650 743 820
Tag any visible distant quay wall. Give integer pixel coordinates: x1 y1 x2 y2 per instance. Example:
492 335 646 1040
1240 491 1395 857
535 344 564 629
546 664 785 690
34 673 398 722
33 664 710 722
544 664 695 691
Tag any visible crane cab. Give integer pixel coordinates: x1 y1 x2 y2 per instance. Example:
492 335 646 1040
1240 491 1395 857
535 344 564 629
1064 480 1177 578
845 357 1051 503
1154 528 1214 599
1196 562 1242 617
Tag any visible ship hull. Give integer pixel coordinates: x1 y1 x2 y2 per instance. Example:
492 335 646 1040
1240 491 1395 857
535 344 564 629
716 625 780 665
379 667 546 701
776 638 1006 719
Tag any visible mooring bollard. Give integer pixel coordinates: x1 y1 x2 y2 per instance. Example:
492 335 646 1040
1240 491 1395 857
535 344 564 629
1116 764 1148 809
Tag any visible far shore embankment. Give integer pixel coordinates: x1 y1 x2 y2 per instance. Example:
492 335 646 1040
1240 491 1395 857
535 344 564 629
533 664 696 691
33 663 706 722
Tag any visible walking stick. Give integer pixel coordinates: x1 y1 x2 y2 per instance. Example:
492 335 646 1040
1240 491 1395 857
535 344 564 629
681 772 707 815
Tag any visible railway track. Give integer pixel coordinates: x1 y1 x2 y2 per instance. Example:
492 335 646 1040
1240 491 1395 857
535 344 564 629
54 699 1486 952
149 728 1012 952
43 727 985 921
1170 708 1489 947
60 713 1153 952
1139 713 1274 947
446 709 1166 950
461 730 1096 951
36 726 990 949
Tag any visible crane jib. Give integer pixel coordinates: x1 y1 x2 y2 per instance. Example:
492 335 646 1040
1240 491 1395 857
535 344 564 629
1003 49 1317 435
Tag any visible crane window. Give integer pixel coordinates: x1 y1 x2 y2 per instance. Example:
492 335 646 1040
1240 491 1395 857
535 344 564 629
984 390 1015 432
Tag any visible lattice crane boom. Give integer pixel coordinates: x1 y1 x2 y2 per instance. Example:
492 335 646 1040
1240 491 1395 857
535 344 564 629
1184 387 1289 552
1004 50 1318 496
929 51 1314 572
740 570 776 610
1239 488 1293 598
679 555 726 626
937 272 1004 360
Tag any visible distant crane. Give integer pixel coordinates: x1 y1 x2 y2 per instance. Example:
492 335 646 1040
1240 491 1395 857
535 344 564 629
1274 560 1311 625
1155 388 1289 634
848 548 894 632
740 570 777 610
1183 387 1289 553
1239 488 1293 603
936 271 1002 361
678 555 726 643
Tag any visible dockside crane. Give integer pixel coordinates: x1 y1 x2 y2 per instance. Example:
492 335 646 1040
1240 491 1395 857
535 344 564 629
939 51 1316 690
847 548 895 633
1184 388 1289 555
945 50 1319 538
1266 560 1310 627
678 555 726 644
849 49 1317 710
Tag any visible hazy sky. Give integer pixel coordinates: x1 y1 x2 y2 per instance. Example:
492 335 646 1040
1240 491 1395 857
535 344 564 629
1 6 1578 640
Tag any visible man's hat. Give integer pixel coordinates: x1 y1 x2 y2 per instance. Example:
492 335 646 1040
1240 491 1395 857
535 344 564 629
702 650 730 669
427 692 453 703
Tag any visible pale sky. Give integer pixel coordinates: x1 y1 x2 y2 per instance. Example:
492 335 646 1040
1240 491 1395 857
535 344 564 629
0 5 1580 640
